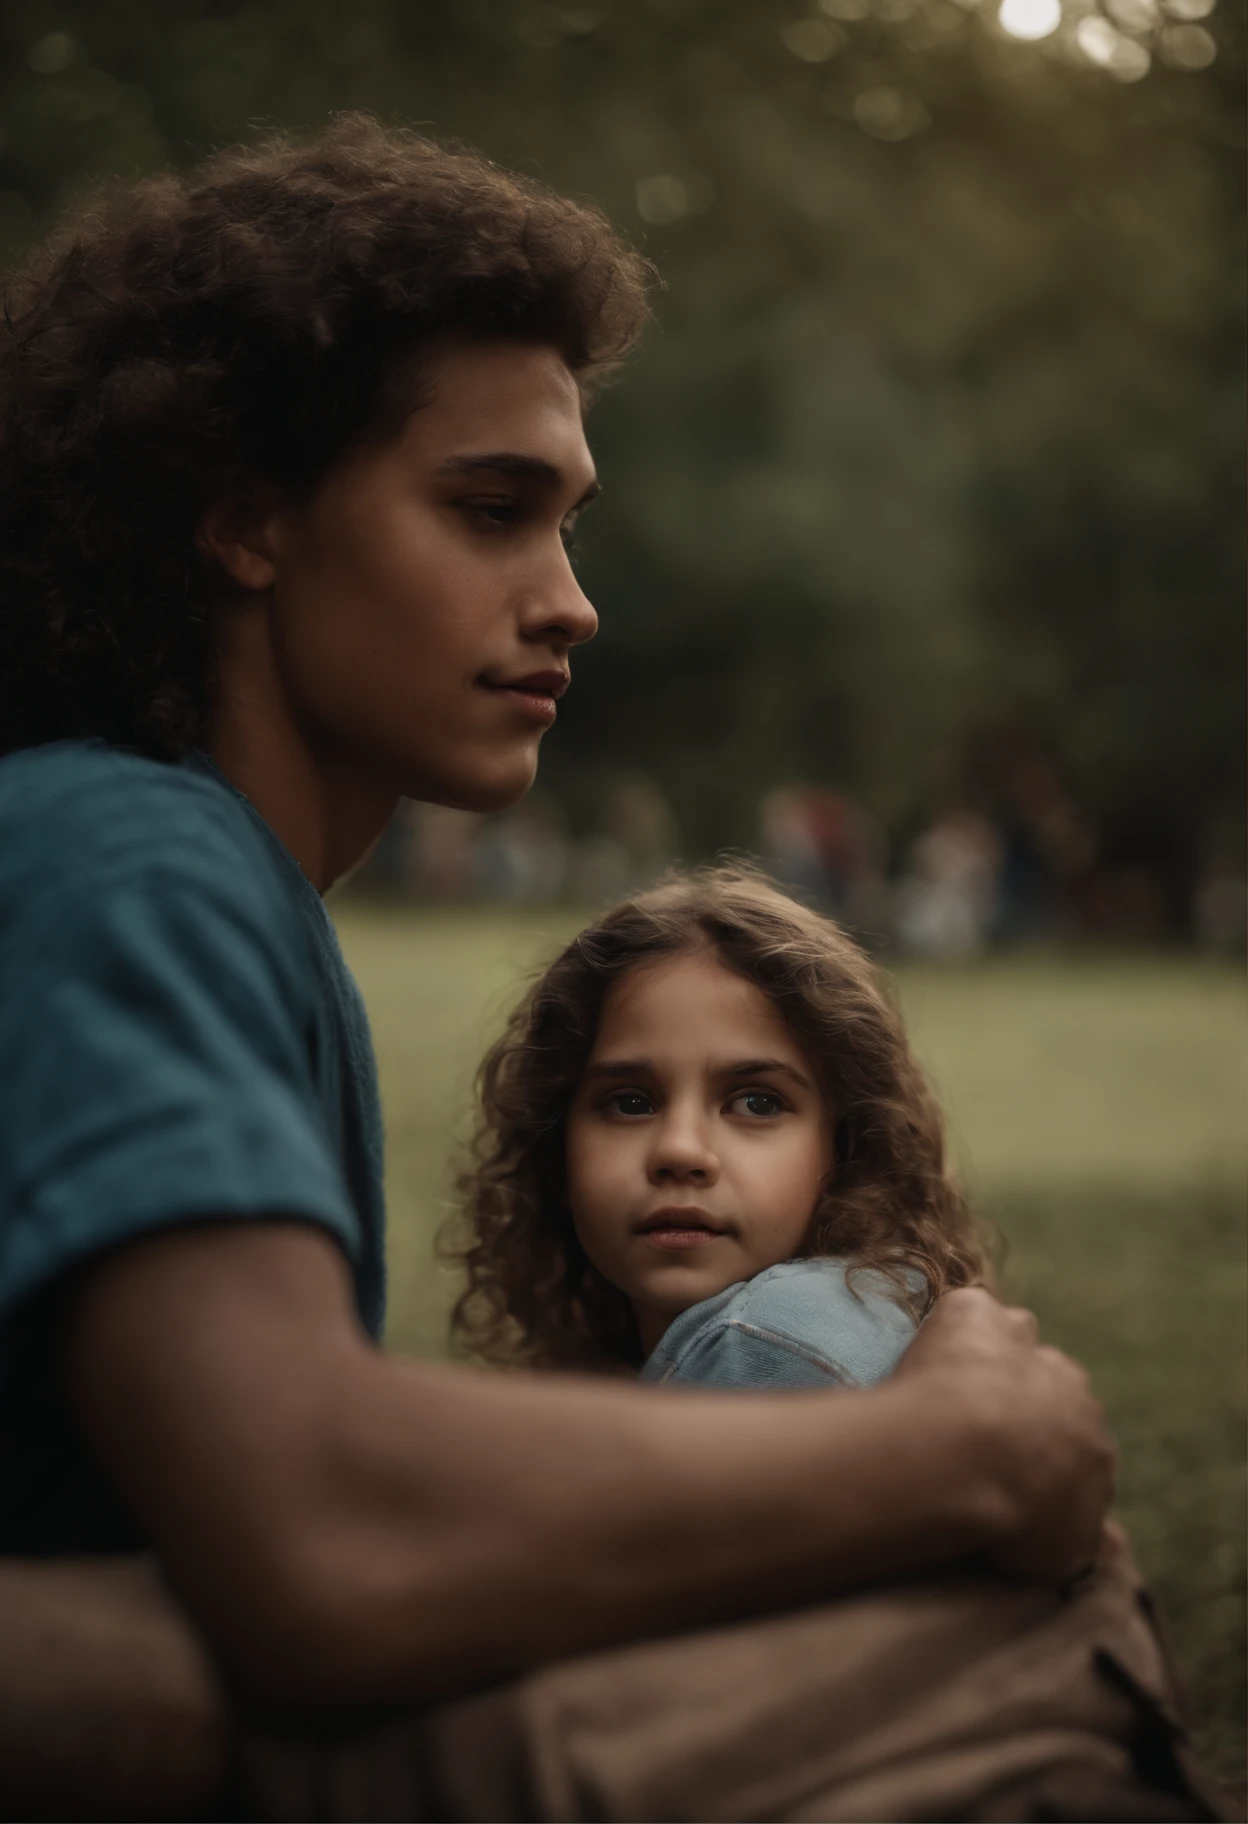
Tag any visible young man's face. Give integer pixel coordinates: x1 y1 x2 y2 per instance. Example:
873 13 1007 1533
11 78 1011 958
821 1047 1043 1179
260 340 599 811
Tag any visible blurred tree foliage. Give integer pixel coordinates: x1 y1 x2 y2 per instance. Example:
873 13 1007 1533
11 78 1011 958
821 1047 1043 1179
1 0 1242 919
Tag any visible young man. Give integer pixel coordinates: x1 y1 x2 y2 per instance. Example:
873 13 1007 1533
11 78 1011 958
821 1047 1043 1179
0 117 1177 1821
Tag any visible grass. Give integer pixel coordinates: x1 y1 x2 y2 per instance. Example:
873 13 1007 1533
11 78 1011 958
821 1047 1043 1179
332 902 1247 1785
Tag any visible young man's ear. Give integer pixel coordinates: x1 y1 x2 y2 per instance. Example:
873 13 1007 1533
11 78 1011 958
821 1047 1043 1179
195 492 286 592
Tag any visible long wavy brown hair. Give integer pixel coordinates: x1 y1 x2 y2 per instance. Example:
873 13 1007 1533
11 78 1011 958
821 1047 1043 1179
447 864 994 1372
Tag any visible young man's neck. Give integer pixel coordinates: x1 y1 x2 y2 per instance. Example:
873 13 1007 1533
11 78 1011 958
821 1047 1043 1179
208 600 399 893
208 720 398 895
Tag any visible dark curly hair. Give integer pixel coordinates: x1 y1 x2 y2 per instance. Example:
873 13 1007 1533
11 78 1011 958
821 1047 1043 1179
447 865 994 1373
0 113 653 759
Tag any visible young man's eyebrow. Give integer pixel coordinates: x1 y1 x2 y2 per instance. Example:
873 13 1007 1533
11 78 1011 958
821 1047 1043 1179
435 452 600 505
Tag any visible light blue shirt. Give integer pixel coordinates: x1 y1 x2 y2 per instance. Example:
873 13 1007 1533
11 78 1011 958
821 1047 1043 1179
640 1258 917 1391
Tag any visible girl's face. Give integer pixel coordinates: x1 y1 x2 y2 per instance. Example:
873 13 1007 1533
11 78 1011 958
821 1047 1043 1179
565 950 834 1356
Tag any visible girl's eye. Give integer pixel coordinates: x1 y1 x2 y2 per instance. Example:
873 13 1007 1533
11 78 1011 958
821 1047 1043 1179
728 1090 787 1119
604 1090 653 1118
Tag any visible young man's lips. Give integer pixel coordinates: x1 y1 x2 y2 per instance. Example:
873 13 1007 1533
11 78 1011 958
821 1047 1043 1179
482 670 569 724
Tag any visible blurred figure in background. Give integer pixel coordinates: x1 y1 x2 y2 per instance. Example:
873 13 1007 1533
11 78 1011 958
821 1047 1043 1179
760 786 826 909
894 807 1003 961
405 804 485 902
1192 822 1248 955
476 794 569 903
350 780 677 908
570 775 680 904
760 784 888 938
996 758 1098 944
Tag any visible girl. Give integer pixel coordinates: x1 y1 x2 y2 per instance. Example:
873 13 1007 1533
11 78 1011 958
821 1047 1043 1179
451 864 993 1385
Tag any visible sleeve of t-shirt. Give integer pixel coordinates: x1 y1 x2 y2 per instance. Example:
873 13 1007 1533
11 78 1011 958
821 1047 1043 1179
657 1317 863 1390
0 793 361 1322
644 1261 918 1391
733 1264 918 1388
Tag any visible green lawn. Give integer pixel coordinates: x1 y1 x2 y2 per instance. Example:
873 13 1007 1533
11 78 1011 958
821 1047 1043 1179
333 902 1247 1784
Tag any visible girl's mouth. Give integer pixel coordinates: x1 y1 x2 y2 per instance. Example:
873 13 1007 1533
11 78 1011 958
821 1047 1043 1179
635 1210 731 1251
644 1227 720 1251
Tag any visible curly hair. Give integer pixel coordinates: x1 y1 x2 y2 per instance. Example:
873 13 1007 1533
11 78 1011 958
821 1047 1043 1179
0 113 653 759
448 865 994 1372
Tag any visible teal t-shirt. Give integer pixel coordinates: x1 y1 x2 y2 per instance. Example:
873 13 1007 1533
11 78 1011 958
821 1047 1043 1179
0 740 385 1552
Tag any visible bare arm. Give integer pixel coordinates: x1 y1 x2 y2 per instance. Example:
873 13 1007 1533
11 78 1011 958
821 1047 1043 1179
65 1223 1114 1713
0 1555 229 1821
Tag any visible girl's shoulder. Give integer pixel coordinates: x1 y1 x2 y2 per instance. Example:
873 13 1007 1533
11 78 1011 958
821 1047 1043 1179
731 1259 919 1382
642 1258 918 1393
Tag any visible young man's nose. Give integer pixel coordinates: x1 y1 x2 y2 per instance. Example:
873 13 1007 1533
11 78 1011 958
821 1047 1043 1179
518 556 598 651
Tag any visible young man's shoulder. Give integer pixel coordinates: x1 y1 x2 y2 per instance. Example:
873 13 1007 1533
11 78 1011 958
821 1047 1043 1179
0 740 366 1337
0 739 289 913
2 738 248 849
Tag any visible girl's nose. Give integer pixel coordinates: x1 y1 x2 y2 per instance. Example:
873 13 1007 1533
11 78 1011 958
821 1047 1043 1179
647 1110 719 1186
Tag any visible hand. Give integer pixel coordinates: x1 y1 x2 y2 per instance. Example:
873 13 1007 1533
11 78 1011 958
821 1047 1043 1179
894 1287 1117 1583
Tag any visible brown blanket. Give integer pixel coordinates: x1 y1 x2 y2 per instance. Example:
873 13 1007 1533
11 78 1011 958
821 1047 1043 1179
1 1531 1236 1822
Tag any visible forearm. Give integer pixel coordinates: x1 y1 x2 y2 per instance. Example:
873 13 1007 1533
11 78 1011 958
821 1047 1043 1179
153 1353 1009 1710
0 1556 229 1820
69 1228 1107 1715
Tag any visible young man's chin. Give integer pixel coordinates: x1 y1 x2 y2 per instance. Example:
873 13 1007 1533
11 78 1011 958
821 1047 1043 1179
417 753 541 816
